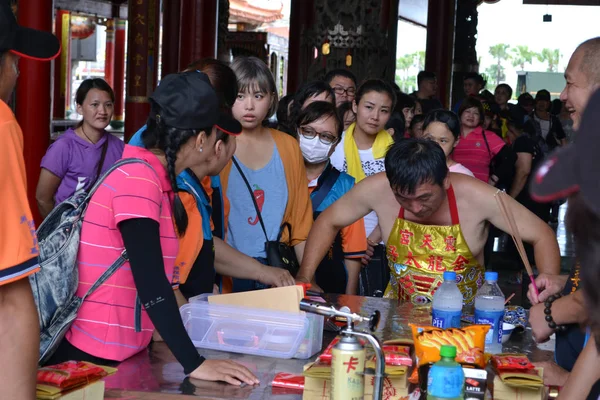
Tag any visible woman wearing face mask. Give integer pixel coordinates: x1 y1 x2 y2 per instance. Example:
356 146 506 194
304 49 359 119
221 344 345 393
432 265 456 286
329 79 395 296
37 79 124 219
296 101 366 294
221 57 312 292
418 110 474 177
128 59 295 299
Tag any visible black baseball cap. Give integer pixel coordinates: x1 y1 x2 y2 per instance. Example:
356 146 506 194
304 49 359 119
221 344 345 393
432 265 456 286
0 0 60 61
530 89 600 216
150 70 241 135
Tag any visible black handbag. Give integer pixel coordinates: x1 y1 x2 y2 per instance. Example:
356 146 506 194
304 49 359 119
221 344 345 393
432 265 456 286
481 131 517 190
232 157 300 277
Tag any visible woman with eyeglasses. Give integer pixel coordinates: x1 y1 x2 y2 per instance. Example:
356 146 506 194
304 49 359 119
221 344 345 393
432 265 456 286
295 101 366 294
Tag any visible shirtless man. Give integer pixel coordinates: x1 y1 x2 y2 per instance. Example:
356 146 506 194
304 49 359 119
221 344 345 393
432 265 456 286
297 138 560 304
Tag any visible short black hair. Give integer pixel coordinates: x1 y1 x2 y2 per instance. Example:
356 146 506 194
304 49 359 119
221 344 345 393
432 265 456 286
410 113 426 131
417 71 437 86
495 83 513 99
337 100 354 121
289 81 335 133
395 92 415 113
385 138 448 195
294 100 342 138
355 79 397 110
324 69 357 85
276 94 295 134
385 111 406 140
517 92 534 106
423 110 460 140
464 72 486 87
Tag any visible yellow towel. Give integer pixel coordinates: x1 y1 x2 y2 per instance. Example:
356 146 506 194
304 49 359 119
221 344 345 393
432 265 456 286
344 122 393 183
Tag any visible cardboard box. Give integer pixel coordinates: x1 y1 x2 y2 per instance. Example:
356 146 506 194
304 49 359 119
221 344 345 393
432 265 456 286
463 367 487 400
36 380 105 400
493 374 544 400
303 373 409 400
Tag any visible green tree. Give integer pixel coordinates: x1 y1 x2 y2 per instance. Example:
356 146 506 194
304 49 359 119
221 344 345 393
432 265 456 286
484 65 505 86
537 48 561 72
413 51 425 71
396 54 415 92
488 43 511 86
511 45 536 70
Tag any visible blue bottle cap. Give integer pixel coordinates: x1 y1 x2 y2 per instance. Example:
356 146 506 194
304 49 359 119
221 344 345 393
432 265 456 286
443 271 457 281
485 271 499 282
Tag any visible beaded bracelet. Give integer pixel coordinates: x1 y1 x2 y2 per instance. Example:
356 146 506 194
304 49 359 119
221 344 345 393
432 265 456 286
544 294 567 332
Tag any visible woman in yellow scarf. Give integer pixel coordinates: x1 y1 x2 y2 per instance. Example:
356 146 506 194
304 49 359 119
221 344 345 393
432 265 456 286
330 79 396 184
329 79 396 296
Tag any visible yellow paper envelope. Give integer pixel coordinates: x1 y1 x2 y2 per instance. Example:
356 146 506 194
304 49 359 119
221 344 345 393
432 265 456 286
208 285 304 313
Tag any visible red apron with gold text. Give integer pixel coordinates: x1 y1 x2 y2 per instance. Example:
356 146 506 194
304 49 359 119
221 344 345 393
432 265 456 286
384 186 484 304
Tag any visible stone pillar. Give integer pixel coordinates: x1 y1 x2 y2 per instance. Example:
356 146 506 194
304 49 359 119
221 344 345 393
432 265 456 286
113 19 126 125
53 9 70 119
124 0 161 141
104 19 115 88
451 0 480 108
425 0 456 109
179 0 218 70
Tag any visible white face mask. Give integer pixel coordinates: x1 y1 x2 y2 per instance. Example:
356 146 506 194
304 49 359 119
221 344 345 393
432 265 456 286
299 134 333 164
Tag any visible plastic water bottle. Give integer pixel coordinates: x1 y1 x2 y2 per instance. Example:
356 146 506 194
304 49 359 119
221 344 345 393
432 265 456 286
427 345 464 399
432 271 463 329
474 271 505 354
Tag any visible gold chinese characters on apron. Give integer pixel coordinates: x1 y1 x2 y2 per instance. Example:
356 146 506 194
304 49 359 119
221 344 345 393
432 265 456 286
384 186 484 305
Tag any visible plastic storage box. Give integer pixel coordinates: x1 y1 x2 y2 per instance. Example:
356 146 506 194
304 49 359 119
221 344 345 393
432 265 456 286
181 294 323 359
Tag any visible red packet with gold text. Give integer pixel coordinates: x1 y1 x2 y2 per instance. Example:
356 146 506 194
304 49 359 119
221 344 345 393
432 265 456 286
37 361 107 390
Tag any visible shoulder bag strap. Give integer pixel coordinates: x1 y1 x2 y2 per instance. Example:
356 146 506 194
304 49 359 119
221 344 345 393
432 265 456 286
83 158 153 204
232 157 269 242
480 129 493 162
90 138 109 187
311 164 341 211
81 250 129 301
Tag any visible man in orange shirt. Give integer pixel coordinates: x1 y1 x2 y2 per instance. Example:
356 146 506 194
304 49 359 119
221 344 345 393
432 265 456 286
0 1 60 398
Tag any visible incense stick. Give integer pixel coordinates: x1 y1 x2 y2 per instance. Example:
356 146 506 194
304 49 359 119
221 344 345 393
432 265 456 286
504 292 516 305
494 190 540 298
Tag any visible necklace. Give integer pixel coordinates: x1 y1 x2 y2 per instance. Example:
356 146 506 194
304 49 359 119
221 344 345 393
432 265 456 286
80 125 99 144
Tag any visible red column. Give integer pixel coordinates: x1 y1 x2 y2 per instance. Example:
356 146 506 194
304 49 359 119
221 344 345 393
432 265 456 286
287 0 314 94
53 9 70 119
104 19 115 88
124 0 161 141
179 0 218 70
162 0 181 77
15 0 54 225
425 0 456 109
113 19 126 125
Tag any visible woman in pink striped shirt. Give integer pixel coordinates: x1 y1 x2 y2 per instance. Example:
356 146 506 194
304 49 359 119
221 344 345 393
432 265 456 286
45 71 259 387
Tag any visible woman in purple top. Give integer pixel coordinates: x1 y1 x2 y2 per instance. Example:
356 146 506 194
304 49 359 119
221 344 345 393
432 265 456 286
36 78 124 219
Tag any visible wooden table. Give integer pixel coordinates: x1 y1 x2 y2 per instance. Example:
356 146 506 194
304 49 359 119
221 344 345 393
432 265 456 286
102 294 550 399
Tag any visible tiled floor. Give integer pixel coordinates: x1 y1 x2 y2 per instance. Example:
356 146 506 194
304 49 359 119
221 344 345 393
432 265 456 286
492 202 575 307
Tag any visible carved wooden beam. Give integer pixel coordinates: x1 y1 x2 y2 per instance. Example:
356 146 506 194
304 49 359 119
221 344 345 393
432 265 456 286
54 0 128 19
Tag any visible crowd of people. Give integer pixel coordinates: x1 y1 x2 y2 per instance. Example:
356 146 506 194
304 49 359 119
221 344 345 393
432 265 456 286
1 1 600 397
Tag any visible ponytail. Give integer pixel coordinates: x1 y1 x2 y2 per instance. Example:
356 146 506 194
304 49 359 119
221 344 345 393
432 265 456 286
145 107 212 236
